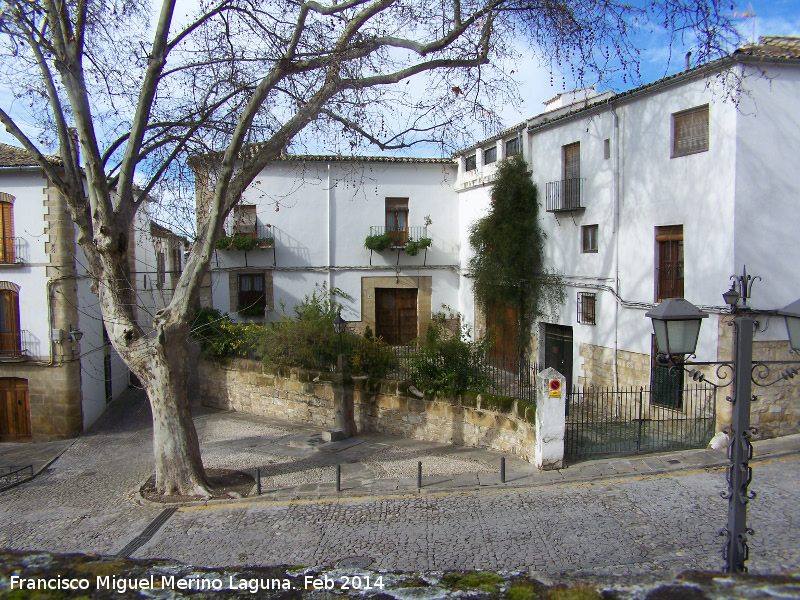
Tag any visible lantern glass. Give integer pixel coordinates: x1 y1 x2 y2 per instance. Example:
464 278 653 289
786 315 800 352
665 318 702 355
333 312 347 335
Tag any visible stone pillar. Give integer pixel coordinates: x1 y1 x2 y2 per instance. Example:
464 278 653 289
535 367 566 470
326 354 356 441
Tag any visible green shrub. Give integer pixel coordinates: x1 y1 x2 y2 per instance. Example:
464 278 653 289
191 307 267 357
258 284 350 370
348 327 396 379
364 233 392 251
408 311 489 396
217 234 273 251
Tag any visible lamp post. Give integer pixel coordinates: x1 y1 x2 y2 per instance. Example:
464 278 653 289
646 268 800 573
333 310 346 366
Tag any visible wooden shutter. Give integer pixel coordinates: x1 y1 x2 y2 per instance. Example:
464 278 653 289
563 142 580 180
673 105 709 157
0 290 20 355
385 198 408 246
0 202 13 262
234 205 257 238
656 225 684 301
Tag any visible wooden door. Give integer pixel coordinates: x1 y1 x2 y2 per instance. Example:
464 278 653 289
544 324 573 392
0 378 31 440
375 288 417 345
0 290 20 356
0 202 14 262
563 142 580 209
486 302 518 365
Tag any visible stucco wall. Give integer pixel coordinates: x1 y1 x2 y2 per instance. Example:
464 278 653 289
199 358 538 461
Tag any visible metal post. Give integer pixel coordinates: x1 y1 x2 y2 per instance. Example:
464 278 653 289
256 468 261 496
722 315 756 573
500 456 506 483
336 464 341 492
417 461 422 490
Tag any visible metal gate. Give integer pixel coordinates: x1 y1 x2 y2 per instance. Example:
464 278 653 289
565 384 716 461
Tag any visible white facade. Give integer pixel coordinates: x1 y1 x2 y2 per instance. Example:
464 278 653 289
0 145 177 439
199 157 460 342
454 44 800 405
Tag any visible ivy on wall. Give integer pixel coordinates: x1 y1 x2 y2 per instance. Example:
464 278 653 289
468 154 563 358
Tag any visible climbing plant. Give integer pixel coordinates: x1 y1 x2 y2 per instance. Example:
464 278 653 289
468 154 563 358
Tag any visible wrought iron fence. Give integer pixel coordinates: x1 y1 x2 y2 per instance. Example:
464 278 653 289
230 339 538 402
565 384 716 461
0 237 28 264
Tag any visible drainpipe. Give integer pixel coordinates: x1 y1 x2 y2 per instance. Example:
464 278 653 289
610 100 621 391
327 163 333 296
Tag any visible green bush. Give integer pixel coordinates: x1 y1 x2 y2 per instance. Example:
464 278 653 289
364 233 392 251
217 234 273 251
191 307 267 357
408 312 489 396
348 326 396 379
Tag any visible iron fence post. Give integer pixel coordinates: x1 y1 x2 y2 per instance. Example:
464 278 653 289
722 315 756 573
637 387 644 453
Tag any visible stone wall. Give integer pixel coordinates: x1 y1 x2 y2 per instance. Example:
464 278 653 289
716 315 800 439
578 343 651 389
199 358 538 461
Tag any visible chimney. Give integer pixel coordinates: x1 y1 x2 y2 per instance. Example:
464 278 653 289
685 50 692 71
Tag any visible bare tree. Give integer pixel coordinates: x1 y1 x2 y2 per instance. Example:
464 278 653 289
0 0 738 495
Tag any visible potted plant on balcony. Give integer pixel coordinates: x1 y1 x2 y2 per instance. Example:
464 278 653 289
403 236 432 256
216 234 274 251
364 232 392 251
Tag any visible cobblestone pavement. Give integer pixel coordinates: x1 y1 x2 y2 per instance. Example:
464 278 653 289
1 388 799 578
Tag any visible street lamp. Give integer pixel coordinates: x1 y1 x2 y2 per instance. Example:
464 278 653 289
645 298 708 357
647 269 800 574
333 311 346 363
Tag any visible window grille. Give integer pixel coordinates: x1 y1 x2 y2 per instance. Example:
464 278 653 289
484 146 497 164
577 292 596 325
465 154 477 171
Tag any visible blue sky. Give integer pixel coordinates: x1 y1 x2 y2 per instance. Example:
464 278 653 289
2 1 799 157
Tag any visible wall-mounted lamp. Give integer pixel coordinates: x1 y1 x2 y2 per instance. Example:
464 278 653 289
68 325 84 342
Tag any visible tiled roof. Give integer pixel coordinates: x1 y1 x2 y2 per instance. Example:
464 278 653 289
735 36 800 59
0 142 63 168
189 148 455 167
275 154 455 165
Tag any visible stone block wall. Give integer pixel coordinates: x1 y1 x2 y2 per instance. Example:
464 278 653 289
579 343 651 389
199 358 538 462
716 315 800 439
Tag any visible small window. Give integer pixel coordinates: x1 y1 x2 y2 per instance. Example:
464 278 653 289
171 245 182 274
233 204 257 238
672 105 709 157
238 273 266 316
603 139 611 160
484 146 497 165
582 224 598 253
505 137 520 156
465 154 477 171
577 292 596 325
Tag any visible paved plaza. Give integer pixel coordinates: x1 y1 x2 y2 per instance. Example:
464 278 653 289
1 388 799 578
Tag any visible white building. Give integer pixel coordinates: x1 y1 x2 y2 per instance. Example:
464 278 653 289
454 36 800 437
0 143 183 440
193 156 460 344
194 37 800 439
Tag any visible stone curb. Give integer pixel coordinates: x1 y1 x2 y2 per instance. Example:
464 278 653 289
131 443 800 509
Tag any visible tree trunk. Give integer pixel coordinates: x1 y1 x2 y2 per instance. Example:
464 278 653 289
137 334 210 496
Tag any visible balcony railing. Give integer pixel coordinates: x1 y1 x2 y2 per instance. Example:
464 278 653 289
0 237 28 264
545 178 586 212
369 225 428 247
223 220 273 241
0 330 32 359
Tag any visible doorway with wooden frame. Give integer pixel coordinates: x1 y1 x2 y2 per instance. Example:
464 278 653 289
0 377 30 440
486 302 519 368
375 288 417 345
